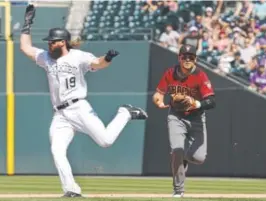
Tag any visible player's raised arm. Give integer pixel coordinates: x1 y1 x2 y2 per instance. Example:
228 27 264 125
90 49 119 69
20 4 38 61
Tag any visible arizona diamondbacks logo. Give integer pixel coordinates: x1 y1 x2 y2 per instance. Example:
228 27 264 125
185 45 191 51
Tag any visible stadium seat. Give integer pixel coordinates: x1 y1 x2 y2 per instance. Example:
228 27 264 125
82 0 208 41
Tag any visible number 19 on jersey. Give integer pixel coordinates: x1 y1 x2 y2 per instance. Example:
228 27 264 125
66 76 76 89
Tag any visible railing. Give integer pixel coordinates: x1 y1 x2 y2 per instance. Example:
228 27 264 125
81 27 155 41
10 27 155 41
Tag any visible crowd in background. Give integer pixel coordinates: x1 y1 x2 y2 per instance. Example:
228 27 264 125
140 0 266 95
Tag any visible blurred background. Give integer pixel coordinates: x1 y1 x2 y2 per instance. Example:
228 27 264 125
0 0 266 179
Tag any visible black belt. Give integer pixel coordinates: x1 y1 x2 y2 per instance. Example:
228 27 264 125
54 98 79 111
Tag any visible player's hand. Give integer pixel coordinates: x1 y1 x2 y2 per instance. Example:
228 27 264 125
104 49 119 62
107 49 119 58
155 101 169 109
24 4 36 25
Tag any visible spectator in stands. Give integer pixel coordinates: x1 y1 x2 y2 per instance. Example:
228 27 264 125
197 30 213 60
210 19 223 41
187 15 204 34
252 0 266 27
226 42 240 57
213 42 239 74
231 27 245 48
247 56 259 75
180 26 200 49
257 48 266 68
239 37 257 65
255 28 266 51
249 65 266 94
234 12 250 32
213 30 231 53
202 1 223 32
234 0 254 20
157 1 170 15
247 27 256 45
230 51 247 78
202 7 215 31
141 0 158 13
167 0 178 13
159 24 180 53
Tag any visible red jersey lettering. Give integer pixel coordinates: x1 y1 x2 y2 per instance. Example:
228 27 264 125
156 67 214 100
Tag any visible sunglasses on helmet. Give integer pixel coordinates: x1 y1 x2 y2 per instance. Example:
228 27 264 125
180 54 196 61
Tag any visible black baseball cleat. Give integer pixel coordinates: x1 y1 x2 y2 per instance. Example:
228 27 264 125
62 191 82 198
121 104 148 120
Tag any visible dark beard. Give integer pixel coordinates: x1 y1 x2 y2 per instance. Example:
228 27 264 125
49 48 63 59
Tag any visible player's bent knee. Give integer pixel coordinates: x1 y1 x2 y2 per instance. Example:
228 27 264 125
96 137 113 148
185 150 206 164
192 153 206 164
98 141 112 148
193 156 206 164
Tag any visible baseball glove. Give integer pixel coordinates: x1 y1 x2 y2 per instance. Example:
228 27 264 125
171 93 196 111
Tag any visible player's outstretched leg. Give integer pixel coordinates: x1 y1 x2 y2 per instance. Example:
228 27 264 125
66 100 148 148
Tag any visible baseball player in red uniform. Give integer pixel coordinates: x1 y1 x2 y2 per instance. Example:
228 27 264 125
153 44 216 198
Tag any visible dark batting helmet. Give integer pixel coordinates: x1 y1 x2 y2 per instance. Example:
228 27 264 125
42 28 71 41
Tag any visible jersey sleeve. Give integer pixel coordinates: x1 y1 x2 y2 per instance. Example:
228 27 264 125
80 51 98 73
35 48 48 69
156 69 170 94
199 71 214 98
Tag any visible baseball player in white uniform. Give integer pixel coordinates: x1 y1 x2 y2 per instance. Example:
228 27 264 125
20 5 148 197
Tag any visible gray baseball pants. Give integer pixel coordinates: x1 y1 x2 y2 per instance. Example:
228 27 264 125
168 110 207 193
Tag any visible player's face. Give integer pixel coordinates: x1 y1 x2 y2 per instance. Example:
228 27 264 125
48 40 65 59
179 54 196 70
48 40 65 52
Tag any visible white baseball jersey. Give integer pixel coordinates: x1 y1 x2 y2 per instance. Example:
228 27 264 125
35 48 97 106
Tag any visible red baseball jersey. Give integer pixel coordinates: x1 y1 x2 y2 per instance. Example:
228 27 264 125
156 66 214 112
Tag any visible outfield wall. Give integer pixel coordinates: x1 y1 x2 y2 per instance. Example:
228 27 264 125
1 41 266 177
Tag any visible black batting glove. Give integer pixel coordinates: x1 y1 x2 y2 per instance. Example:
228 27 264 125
104 49 119 62
21 4 36 34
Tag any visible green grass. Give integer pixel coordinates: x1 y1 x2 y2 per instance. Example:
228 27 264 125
0 176 266 194
0 176 266 201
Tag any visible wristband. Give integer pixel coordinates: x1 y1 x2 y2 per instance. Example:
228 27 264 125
104 54 112 62
21 23 31 34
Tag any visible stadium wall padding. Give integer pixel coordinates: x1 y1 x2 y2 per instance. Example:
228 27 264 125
0 42 6 174
13 42 150 174
143 43 266 178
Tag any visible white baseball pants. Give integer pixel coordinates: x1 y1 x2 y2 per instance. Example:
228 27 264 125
49 99 131 194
